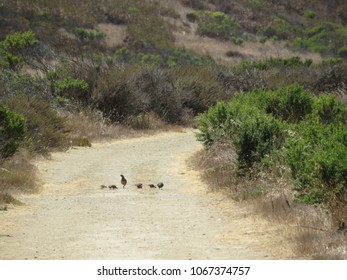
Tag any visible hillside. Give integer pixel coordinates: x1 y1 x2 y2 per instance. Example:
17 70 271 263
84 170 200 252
0 0 347 259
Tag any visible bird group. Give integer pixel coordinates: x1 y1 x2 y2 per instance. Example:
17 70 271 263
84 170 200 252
100 175 164 191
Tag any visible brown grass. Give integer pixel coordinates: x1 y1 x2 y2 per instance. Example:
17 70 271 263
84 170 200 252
0 150 39 195
62 106 139 142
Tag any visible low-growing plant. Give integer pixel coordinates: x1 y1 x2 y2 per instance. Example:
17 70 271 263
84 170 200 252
53 77 89 103
0 105 27 158
73 27 105 42
263 16 294 40
193 10 239 40
3 96 67 154
0 31 39 69
0 193 23 205
197 84 347 207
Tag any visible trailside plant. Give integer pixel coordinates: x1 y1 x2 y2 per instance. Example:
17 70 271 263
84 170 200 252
197 84 347 205
0 105 27 158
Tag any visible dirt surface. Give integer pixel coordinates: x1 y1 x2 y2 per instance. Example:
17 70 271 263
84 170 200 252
0 130 296 259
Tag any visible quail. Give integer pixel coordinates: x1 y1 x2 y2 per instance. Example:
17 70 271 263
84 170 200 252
100 184 107 189
157 182 164 190
120 175 127 188
148 184 157 188
109 185 118 190
135 183 143 189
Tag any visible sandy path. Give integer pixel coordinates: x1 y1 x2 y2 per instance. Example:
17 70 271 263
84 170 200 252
0 130 295 259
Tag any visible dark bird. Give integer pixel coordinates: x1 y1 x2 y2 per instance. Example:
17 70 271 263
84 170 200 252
109 185 118 190
100 184 107 189
148 184 157 189
157 182 164 190
135 183 143 189
120 175 127 189
338 221 346 231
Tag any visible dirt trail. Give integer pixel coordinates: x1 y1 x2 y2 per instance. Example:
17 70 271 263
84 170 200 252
0 130 296 259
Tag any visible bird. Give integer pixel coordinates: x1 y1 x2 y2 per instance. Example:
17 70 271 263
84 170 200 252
148 184 157 189
109 185 118 190
135 183 143 189
120 175 127 188
100 184 107 189
157 182 164 190
338 221 346 231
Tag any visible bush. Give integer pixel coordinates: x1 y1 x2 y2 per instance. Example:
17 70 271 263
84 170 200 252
304 10 316 19
0 105 27 158
308 94 347 125
264 84 313 123
338 47 347 59
3 96 67 154
285 123 347 204
263 16 294 40
53 77 89 103
194 10 239 40
197 84 347 205
73 27 105 42
0 31 39 69
234 112 285 168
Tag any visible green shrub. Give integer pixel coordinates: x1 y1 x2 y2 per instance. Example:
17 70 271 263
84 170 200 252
264 84 313 123
197 84 347 205
0 31 39 69
194 10 239 40
0 105 27 158
263 16 294 40
304 10 316 19
338 47 347 59
285 122 347 204
73 27 105 42
234 112 285 168
308 94 347 125
3 96 67 154
53 77 89 102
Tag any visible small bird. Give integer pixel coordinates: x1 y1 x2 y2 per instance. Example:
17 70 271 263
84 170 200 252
100 184 107 189
157 182 164 190
109 185 118 190
135 183 143 189
338 221 346 231
148 184 157 189
120 175 127 189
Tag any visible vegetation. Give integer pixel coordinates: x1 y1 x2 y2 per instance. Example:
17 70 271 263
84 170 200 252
0 105 26 158
0 0 346 259
197 84 347 207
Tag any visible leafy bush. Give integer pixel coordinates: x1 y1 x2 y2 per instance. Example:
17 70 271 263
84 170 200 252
0 105 26 158
197 85 347 205
304 10 316 19
53 77 89 103
0 31 39 69
237 56 312 71
3 96 67 154
285 122 347 204
293 23 347 56
308 94 347 125
193 10 239 40
234 112 285 168
338 47 347 59
73 27 105 42
264 84 313 123
263 16 294 40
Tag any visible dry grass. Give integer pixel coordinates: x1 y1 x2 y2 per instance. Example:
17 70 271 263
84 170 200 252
191 141 347 259
0 150 39 195
62 106 139 142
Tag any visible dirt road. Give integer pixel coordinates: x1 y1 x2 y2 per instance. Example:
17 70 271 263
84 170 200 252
0 130 295 259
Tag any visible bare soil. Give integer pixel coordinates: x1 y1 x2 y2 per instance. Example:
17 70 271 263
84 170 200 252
0 130 296 259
